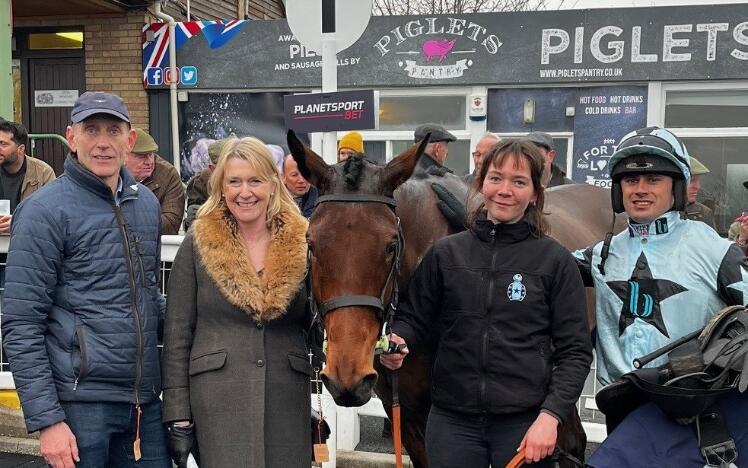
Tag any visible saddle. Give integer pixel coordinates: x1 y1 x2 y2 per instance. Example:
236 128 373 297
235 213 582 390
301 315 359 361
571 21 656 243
596 305 748 467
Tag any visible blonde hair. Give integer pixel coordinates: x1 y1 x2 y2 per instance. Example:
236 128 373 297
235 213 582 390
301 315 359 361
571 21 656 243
197 137 300 229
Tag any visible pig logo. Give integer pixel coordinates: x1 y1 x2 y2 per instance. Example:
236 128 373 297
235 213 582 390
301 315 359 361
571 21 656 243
422 39 457 63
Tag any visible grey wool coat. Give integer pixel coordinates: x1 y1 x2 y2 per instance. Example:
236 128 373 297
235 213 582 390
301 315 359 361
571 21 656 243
161 207 312 468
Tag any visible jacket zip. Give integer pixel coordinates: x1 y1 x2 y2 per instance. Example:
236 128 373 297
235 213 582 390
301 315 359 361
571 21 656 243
114 206 144 407
73 327 88 391
134 234 147 288
479 227 498 411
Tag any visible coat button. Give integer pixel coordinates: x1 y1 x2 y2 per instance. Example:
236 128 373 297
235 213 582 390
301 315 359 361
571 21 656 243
257 359 265 367
256 323 264 329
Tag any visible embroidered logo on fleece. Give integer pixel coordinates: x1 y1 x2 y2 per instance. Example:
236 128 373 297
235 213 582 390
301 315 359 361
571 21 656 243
507 274 526 302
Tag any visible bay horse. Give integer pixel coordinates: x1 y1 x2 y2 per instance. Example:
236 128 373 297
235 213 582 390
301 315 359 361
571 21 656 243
288 130 625 468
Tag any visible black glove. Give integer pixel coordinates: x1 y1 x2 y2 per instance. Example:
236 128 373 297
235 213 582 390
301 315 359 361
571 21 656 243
167 422 196 468
431 182 467 232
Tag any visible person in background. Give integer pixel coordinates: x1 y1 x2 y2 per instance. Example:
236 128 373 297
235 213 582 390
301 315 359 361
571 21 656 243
337 131 365 162
0 119 55 234
525 132 573 188
2 91 169 468
125 128 185 235
183 138 229 231
682 156 715 229
728 180 748 255
266 144 285 173
282 153 317 218
382 139 592 467
414 123 456 170
161 137 312 468
463 132 500 185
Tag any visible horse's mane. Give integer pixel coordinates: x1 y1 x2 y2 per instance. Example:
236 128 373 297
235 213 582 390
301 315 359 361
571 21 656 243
342 155 365 190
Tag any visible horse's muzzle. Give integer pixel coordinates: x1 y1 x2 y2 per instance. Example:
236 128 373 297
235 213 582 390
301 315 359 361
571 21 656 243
322 372 378 407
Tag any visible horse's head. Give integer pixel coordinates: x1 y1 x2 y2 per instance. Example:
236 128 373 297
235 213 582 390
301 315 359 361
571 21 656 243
288 130 427 406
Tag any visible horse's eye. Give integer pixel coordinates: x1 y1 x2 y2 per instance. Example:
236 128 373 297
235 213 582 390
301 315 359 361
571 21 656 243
386 242 398 255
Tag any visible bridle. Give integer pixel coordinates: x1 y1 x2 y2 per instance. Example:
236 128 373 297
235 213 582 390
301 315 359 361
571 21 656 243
307 193 404 354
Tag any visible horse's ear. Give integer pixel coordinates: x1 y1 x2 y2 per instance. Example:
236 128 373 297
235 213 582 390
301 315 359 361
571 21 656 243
380 133 429 194
286 130 332 191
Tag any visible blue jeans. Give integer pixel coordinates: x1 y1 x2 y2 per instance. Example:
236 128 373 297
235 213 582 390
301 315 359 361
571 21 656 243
60 399 170 468
425 405 552 468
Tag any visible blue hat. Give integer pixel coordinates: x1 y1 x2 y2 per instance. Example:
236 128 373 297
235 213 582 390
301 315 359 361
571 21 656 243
71 91 130 123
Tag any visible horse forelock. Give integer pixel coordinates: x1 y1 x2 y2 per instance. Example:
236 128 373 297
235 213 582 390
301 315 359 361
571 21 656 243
340 155 365 190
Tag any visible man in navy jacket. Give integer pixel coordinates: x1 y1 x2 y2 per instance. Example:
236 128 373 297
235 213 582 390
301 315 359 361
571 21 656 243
1 92 169 468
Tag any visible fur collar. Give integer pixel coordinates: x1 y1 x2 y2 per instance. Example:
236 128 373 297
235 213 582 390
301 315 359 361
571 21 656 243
192 208 308 322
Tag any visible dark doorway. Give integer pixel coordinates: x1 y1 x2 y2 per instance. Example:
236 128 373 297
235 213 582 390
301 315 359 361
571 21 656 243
16 28 85 175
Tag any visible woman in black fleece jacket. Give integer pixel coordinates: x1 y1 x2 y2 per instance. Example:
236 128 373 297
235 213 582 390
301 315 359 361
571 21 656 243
381 139 592 468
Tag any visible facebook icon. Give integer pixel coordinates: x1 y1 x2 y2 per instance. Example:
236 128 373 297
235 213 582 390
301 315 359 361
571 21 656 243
146 67 163 86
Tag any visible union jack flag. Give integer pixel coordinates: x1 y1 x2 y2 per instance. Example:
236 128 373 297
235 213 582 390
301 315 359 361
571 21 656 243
142 20 248 86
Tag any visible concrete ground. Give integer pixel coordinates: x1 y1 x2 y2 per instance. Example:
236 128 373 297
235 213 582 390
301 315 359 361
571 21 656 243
0 453 44 468
0 416 600 468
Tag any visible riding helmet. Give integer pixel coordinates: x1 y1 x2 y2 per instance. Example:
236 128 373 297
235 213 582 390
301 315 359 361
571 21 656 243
608 127 692 214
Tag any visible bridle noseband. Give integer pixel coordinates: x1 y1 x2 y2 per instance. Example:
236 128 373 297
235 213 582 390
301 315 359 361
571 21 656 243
307 193 404 354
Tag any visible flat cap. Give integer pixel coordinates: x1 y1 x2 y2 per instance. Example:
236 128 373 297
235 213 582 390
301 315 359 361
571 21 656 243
132 128 158 154
414 123 457 143
525 132 554 151
689 157 709 176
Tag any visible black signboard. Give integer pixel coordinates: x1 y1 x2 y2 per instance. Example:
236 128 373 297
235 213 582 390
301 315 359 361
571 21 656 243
143 4 748 90
284 90 377 132
571 85 647 186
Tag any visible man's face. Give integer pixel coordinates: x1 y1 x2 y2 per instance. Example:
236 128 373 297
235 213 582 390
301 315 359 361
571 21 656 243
283 156 311 197
0 130 23 168
472 137 498 175
66 117 136 184
687 175 701 204
536 145 556 185
621 173 675 224
427 141 449 164
337 148 357 162
125 152 156 182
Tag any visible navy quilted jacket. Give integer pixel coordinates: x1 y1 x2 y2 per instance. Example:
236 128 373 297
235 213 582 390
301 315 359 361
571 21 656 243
1 155 164 433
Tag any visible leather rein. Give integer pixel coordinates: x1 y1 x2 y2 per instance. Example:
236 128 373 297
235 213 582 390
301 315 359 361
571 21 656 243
307 193 404 354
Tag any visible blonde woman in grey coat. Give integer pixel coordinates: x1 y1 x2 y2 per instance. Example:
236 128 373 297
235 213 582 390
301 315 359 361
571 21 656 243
161 137 312 468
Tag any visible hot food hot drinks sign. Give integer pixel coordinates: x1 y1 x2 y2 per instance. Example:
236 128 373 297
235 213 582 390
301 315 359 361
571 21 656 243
143 4 748 89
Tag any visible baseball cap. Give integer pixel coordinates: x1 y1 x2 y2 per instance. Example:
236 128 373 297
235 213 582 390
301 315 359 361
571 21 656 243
71 91 130 124
414 123 457 143
525 132 554 151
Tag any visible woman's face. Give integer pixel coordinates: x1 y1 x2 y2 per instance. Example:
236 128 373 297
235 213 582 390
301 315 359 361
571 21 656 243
223 157 274 229
481 154 537 224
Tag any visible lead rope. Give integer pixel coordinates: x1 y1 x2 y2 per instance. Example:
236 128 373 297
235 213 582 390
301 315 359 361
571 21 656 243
312 366 329 465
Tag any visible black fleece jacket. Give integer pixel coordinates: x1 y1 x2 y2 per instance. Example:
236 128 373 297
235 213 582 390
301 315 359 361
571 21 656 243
392 218 592 422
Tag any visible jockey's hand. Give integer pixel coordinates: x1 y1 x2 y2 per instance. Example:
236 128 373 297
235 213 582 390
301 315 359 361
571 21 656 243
518 412 558 464
379 333 408 370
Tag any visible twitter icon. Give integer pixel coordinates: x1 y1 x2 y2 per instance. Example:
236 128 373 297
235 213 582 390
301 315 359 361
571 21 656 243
181 66 198 86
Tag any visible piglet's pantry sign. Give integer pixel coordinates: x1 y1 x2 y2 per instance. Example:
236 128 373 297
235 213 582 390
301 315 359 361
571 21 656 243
143 4 748 89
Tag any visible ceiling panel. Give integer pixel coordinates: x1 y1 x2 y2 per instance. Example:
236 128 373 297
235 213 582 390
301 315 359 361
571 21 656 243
13 0 152 18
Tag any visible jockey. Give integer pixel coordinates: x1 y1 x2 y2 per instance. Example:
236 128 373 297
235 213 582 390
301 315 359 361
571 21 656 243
573 127 748 467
